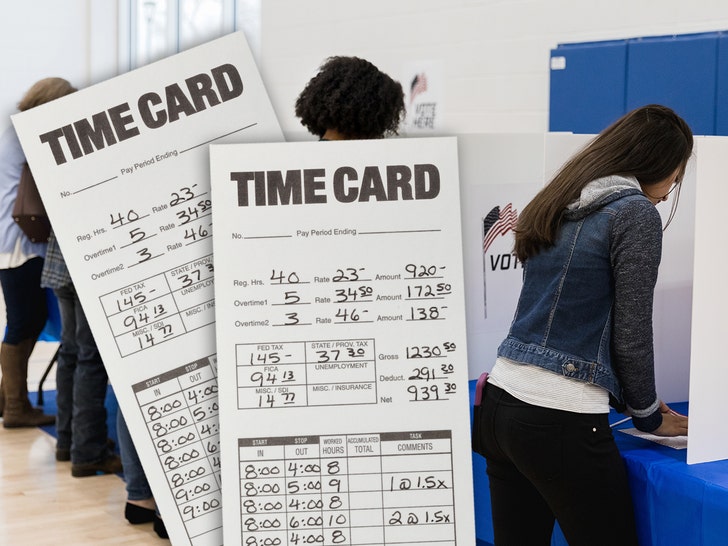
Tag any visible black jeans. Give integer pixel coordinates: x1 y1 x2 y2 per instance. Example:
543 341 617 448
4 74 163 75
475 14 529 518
0 257 47 344
54 283 110 464
477 382 638 546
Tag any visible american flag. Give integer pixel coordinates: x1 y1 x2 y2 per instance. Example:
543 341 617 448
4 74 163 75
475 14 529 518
482 203 519 318
410 73 428 104
482 203 518 253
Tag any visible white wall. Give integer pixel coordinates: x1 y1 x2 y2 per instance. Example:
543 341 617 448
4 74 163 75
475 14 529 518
259 0 728 139
0 0 121 132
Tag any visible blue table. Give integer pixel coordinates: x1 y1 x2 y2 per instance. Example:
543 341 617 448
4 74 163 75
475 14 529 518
469 384 728 546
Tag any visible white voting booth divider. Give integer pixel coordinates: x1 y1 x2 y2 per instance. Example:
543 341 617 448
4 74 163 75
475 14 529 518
687 136 728 465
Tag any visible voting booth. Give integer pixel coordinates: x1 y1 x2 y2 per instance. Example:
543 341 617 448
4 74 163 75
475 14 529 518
458 133 728 545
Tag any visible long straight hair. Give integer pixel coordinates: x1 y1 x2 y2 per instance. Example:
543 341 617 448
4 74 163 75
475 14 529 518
514 104 693 262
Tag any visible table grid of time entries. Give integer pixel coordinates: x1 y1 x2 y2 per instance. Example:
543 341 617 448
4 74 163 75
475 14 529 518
134 355 221 545
238 430 457 546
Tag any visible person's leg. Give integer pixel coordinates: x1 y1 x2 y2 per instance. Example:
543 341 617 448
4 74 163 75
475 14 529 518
117 408 153 502
479 383 556 545
116 409 159 527
68 286 121 476
534 414 639 546
0 257 48 345
53 284 78 460
0 257 53 427
483 384 639 546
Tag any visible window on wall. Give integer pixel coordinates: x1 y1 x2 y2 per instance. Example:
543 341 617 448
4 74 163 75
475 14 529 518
129 0 260 68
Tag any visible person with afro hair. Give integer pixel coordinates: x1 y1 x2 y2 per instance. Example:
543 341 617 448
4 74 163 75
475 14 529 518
295 56 405 140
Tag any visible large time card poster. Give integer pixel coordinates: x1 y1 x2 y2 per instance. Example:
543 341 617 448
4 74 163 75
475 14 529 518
12 32 283 545
209 137 476 546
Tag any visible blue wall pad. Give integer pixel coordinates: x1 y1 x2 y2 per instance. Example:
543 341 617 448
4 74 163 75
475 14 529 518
549 40 627 134
717 34 728 135
626 32 719 135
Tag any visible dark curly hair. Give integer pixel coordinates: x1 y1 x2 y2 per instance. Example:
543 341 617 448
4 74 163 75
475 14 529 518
295 56 406 139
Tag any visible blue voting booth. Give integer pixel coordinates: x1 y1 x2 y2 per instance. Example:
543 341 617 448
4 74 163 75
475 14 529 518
549 30 728 136
39 288 61 342
2 289 60 342
549 39 627 134
717 34 728 135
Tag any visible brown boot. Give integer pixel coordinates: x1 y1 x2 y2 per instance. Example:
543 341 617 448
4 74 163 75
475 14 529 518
0 341 55 428
1 339 50 419
0 374 47 419
18 338 52 416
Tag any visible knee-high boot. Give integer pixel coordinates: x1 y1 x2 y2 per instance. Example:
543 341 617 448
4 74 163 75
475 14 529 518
0 341 55 428
0 345 46 418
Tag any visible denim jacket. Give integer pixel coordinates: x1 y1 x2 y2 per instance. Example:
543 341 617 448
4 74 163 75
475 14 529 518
498 175 663 431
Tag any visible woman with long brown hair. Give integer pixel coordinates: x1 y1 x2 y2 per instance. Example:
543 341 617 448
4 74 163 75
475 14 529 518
475 104 692 545
0 77 75 428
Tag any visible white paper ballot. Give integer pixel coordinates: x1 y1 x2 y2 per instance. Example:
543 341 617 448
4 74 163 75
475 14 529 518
12 32 283 546
210 137 476 546
619 428 688 450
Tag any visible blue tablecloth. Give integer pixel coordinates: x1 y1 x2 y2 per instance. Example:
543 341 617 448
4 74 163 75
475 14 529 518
469 383 728 546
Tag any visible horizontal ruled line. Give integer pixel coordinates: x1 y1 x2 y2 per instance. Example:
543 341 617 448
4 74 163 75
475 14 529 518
244 235 293 240
73 175 119 195
127 254 164 268
111 214 151 229
179 123 258 153
178 211 212 224
359 229 442 235
119 233 158 249
272 323 313 327
169 192 208 208
185 235 212 246
335 320 374 324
